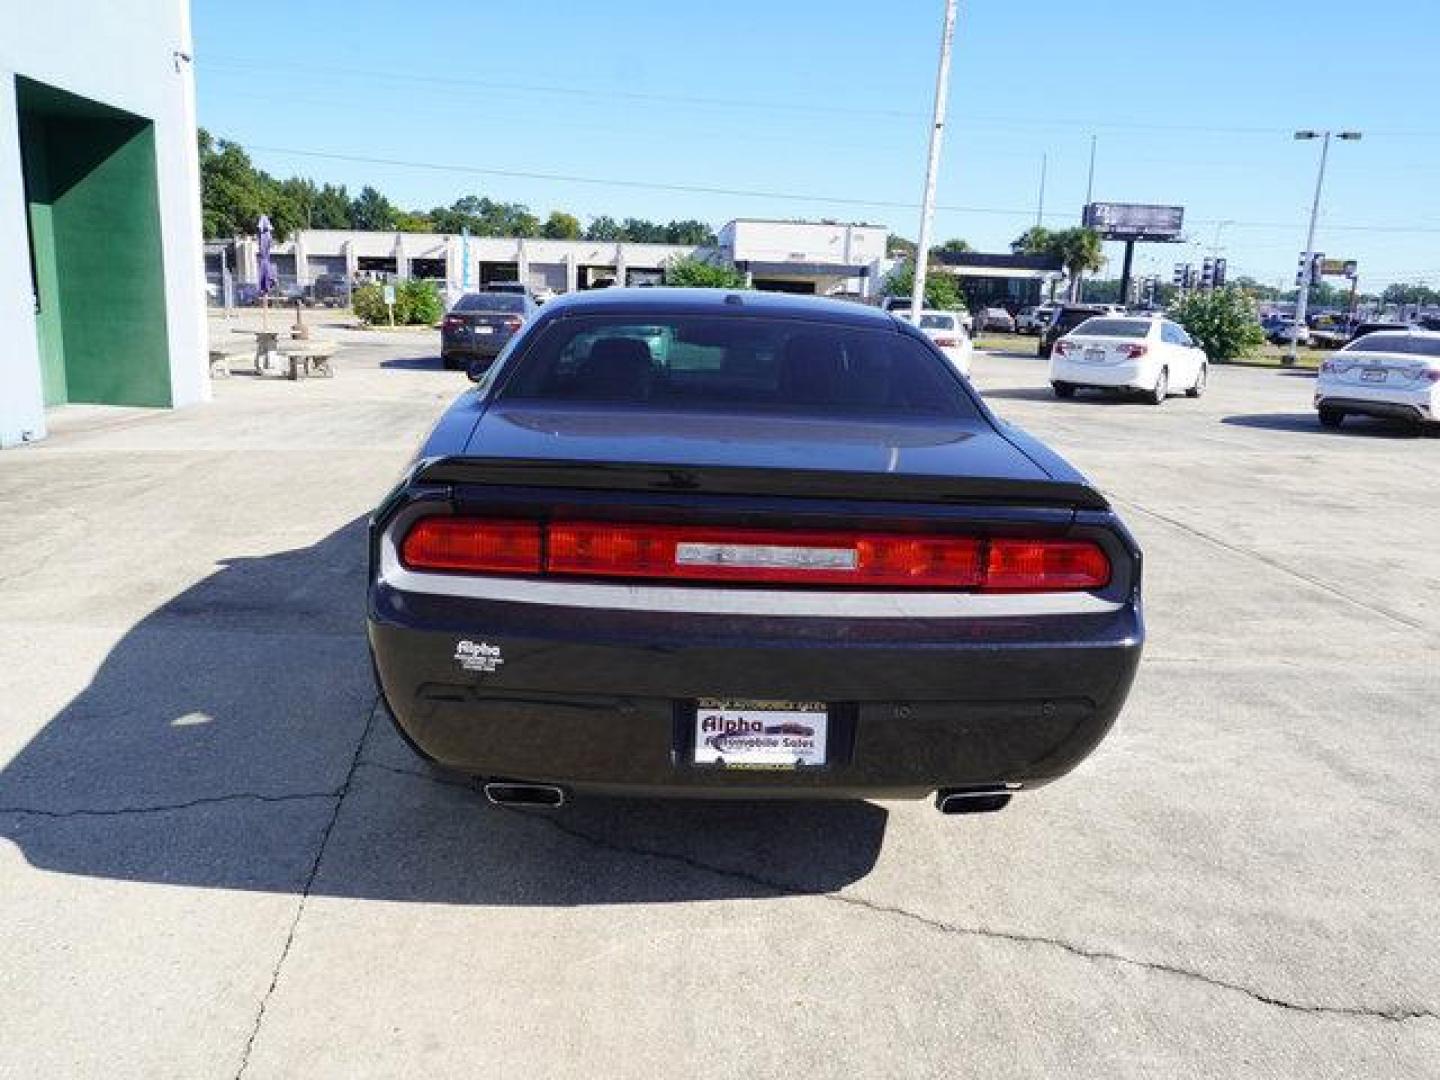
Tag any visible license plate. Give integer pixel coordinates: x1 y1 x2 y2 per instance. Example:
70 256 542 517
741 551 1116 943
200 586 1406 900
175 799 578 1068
1362 368 1386 382
1084 347 1106 362
475 325 495 335
692 699 828 769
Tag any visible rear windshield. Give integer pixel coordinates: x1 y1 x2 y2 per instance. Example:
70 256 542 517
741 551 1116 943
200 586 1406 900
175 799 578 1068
1055 309 1105 331
1071 318 1150 338
1342 333 1440 357
918 313 957 330
455 293 525 312
497 315 979 419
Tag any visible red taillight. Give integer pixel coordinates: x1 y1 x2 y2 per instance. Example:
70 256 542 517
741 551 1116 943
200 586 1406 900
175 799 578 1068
983 539 1112 592
1122 344 1149 359
399 519 1111 592
934 336 959 348
1053 341 1072 357
442 316 463 329
400 518 541 573
504 316 524 331
548 524 986 587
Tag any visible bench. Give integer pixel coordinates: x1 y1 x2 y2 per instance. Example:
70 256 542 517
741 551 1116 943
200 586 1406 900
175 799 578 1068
277 340 339 380
208 342 252 378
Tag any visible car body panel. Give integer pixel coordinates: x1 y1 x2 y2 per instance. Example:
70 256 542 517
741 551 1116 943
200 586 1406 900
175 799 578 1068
368 288 1145 801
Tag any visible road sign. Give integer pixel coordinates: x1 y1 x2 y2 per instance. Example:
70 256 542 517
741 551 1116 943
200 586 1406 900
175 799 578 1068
1083 202 1185 241
382 284 396 305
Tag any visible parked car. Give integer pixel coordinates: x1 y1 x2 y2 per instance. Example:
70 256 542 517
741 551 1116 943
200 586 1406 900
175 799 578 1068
1347 321 1413 344
1314 330 1440 430
369 288 1144 812
307 273 349 308
440 291 537 371
978 307 1016 333
914 309 973 376
1016 305 1057 335
1048 315 1208 404
1039 304 1111 358
1264 316 1310 346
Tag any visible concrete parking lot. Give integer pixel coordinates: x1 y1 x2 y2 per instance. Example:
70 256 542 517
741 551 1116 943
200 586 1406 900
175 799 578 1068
2 330 1437 1079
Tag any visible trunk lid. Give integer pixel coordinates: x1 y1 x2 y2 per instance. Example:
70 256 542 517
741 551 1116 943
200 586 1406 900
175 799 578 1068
415 403 1107 509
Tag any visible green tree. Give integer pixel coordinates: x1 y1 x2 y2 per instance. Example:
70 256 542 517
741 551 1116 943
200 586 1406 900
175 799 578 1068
1010 226 1053 255
1011 227 1103 300
663 219 717 245
886 234 917 258
542 211 583 239
311 183 352 229
883 261 962 310
1381 282 1439 307
663 256 747 289
929 238 972 258
349 186 398 231
393 209 433 233
620 218 667 243
1170 287 1266 361
198 129 266 238
585 215 623 241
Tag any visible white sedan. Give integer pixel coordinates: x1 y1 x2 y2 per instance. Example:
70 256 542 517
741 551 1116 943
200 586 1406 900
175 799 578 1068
914 310 973 376
1315 330 1440 430
1048 315 1208 404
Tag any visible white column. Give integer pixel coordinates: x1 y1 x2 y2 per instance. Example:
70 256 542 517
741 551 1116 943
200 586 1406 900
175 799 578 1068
565 251 578 294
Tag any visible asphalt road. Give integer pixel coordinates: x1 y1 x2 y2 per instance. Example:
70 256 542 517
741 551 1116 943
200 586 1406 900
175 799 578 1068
2 333 1437 1078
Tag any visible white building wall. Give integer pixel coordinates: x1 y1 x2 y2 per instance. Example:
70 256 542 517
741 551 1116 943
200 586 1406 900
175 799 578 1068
0 0 208 447
723 220 888 267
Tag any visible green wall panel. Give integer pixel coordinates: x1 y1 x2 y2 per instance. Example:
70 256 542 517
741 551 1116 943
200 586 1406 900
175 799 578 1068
16 78 172 409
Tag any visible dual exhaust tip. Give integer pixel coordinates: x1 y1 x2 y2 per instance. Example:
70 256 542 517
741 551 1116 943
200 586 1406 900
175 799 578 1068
483 782 566 809
935 785 1018 815
484 781 1015 814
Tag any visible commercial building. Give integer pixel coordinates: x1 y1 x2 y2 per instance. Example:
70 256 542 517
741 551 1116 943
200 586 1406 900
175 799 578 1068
2 0 209 448
931 252 1066 311
212 218 890 305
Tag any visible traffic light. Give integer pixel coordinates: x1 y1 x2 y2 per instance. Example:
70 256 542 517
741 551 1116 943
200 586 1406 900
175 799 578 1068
1213 258 1227 287
1200 258 1215 288
1173 263 1186 286
1183 264 1195 289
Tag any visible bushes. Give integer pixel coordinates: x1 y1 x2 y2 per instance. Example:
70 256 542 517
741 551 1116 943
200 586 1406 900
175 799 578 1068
663 256 747 289
353 279 444 326
883 262 962 311
1170 287 1266 361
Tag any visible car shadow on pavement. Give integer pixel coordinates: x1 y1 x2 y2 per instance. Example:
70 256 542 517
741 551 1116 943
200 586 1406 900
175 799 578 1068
379 356 450 371
0 519 887 905
1222 413 1431 438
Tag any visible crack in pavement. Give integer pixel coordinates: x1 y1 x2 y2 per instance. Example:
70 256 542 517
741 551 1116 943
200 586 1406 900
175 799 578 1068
0 790 340 820
233 696 380 1080
478 789 1436 1028
1114 497 1428 633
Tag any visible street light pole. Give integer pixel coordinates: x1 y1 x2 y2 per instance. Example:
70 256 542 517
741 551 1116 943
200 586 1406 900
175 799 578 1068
910 0 959 320
1288 129 1361 364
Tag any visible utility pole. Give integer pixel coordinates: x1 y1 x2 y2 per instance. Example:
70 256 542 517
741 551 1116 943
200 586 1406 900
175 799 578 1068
1288 129 1362 364
1035 153 1047 228
910 0 959 320
1084 135 1097 209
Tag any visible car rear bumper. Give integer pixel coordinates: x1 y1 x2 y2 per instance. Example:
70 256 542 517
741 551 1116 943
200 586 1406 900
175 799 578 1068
368 581 1143 800
1315 386 1435 422
441 338 507 359
1049 358 1148 389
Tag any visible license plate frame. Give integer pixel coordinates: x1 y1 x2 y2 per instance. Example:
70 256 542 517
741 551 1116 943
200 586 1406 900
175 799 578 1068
677 699 855 773
1083 347 1107 363
1361 367 1386 382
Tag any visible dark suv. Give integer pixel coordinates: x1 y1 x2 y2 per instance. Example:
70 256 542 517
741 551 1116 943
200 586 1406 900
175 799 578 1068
1039 305 1113 358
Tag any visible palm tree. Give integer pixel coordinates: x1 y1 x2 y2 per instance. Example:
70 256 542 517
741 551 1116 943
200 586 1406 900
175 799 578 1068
1058 228 1105 301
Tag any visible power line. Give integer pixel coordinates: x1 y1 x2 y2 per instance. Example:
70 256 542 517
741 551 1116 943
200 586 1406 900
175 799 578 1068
245 143 1440 236
201 55 1440 139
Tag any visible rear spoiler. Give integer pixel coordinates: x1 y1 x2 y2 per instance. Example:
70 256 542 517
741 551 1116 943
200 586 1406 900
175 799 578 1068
411 456 1111 511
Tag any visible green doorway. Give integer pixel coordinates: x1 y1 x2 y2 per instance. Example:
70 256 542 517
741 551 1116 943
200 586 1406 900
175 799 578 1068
17 77 171 408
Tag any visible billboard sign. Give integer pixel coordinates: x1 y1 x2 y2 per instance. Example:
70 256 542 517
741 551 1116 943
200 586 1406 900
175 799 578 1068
1083 202 1185 241
1320 258 1358 279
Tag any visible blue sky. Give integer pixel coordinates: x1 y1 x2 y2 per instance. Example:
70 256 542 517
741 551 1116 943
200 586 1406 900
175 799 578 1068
193 0 1440 290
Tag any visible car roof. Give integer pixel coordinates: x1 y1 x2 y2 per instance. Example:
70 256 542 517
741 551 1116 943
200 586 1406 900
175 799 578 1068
538 286 900 328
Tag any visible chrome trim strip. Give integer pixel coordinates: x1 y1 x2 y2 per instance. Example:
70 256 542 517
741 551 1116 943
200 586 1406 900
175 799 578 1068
379 532 1120 618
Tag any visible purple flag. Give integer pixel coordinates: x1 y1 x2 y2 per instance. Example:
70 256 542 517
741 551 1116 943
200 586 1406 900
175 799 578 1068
257 214 276 295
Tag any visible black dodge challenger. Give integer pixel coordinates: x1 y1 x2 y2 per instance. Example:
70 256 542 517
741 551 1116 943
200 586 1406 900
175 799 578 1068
368 288 1143 812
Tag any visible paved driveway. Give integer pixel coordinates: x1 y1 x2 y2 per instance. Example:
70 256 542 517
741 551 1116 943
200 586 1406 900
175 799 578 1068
2 339 1437 1078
